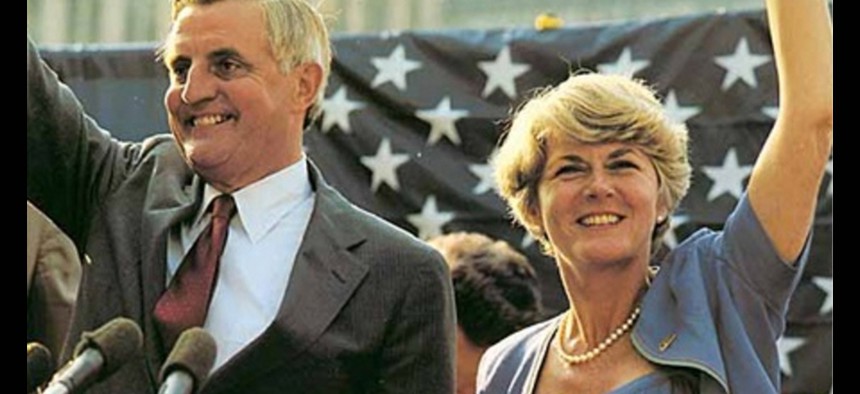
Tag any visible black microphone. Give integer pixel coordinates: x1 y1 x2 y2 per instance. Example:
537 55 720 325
44 317 143 394
158 328 217 394
27 342 55 392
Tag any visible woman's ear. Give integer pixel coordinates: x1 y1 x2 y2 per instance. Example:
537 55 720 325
525 197 543 231
656 192 670 224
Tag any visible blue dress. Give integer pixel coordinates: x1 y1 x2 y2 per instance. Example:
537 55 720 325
477 194 810 394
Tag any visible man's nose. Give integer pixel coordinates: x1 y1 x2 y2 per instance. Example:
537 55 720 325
181 66 217 105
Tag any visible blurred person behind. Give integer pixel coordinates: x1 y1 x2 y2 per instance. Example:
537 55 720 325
429 232 544 394
27 201 81 363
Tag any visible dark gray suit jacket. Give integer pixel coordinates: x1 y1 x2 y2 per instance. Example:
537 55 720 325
28 37 456 394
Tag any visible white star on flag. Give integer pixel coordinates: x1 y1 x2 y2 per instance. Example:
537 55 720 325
663 91 701 124
825 160 832 196
714 37 771 90
597 47 650 77
812 276 833 314
521 233 536 249
370 44 422 91
468 149 498 195
406 195 456 239
478 45 531 98
662 214 690 249
360 138 410 192
468 163 496 194
777 336 806 377
320 86 364 134
415 96 470 146
702 148 753 201
762 106 779 120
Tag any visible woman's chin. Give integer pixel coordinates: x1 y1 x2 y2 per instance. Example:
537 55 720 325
568 243 640 267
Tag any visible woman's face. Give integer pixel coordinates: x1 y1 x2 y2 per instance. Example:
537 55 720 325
535 135 667 268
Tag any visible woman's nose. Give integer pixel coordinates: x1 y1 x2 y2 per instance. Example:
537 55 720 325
584 172 615 200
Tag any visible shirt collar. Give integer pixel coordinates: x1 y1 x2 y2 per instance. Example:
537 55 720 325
196 156 314 243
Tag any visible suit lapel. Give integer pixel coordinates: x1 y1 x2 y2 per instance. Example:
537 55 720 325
203 162 369 393
138 167 201 376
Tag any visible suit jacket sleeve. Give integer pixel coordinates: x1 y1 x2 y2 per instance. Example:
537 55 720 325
27 36 140 247
376 250 456 394
27 201 82 362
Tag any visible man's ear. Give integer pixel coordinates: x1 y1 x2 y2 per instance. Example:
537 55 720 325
293 62 323 110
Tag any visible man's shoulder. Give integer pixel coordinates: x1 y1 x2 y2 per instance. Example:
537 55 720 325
121 134 191 178
137 134 181 158
325 192 431 248
111 133 183 169
316 186 443 264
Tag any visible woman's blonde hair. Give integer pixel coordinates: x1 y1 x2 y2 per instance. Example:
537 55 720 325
493 73 692 255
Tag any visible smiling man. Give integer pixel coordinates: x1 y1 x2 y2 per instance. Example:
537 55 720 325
162 0 313 192
27 1 455 393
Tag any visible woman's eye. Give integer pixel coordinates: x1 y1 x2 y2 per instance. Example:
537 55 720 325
608 160 639 170
556 165 584 176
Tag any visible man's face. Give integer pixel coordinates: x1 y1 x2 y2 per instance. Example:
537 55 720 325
162 0 319 192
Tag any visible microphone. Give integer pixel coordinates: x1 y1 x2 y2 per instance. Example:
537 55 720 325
44 317 143 394
27 342 55 392
158 328 217 394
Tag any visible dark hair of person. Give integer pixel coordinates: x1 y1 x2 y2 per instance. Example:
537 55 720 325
430 232 545 347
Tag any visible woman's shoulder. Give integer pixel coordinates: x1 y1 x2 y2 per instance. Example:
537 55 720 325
662 192 790 271
489 314 559 356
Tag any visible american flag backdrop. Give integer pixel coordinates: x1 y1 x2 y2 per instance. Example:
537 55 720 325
39 7 832 393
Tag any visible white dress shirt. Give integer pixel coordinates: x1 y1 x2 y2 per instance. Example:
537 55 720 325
166 157 315 371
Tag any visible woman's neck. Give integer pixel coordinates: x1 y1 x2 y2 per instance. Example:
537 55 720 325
558 258 649 351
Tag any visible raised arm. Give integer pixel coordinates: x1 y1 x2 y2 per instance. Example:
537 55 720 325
747 0 833 264
27 36 131 246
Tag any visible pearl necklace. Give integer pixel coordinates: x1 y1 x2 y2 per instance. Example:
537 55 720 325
554 306 641 365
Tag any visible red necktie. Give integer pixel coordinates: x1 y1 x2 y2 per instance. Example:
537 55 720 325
154 194 236 351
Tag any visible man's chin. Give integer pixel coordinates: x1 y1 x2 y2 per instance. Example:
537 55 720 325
184 148 227 173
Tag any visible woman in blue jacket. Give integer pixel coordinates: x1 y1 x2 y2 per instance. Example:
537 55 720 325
478 0 832 392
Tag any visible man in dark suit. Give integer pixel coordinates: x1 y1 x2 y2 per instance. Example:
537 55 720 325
26 0 456 392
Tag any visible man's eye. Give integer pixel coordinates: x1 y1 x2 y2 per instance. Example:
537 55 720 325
222 60 240 71
214 60 244 77
171 65 189 83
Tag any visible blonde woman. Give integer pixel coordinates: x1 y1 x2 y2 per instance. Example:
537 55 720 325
477 0 832 392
